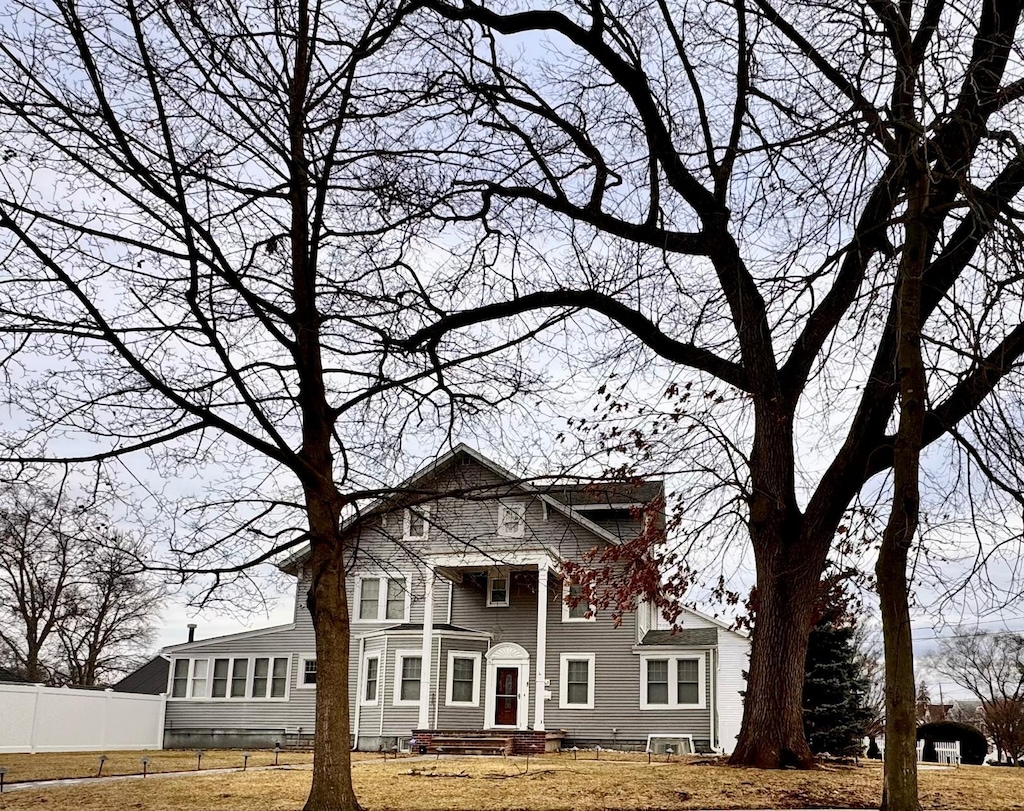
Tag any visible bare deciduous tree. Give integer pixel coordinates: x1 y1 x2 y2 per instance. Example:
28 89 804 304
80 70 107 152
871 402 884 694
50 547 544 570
381 2 1024 803
931 632 1024 764
0 483 161 685
0 2 539 809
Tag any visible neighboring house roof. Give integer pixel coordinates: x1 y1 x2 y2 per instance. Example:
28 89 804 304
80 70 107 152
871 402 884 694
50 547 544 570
112 656 170 695
278 443 666 575
640 628 719 647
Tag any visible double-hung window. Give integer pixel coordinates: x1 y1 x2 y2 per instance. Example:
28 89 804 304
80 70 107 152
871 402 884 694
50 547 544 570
298 656 317 687
394 652 423 706
252 657 289 699
641 655 705 709
486 569 509 607
445 651 481 707
356 575 410 622
559 653 596 709
562 580 596 622
362 654 380 705
171 659 189 697
170 658 212 699
199 656 291 700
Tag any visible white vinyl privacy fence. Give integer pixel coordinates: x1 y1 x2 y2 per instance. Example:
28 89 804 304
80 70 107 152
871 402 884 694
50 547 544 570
0 683 166 753
917 739 961 765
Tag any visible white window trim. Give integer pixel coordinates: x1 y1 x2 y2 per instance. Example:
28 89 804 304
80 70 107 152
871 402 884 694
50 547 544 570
249 655 292 701
170 655 291 701
486 568 510 608
496 502 526 538
297 654 317 690
353 574 412 624
393 650 424 707
562 579 597 622
403 506 430 541
445 650 482 707
639 653 706 710
169 657 211 700
559 652 596 709
361 652 382 706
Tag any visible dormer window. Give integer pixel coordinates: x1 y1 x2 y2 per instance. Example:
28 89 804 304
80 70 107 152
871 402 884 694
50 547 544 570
486 569 510 607
496 502 526 538
403 506 430 541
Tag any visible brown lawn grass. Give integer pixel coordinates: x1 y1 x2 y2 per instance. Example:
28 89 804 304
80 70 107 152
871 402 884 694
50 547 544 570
0 748 379 783
1 755 1023 811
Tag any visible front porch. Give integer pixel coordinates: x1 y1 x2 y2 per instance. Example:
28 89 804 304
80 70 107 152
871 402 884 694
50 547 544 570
411 728 565 755
419 551 562 734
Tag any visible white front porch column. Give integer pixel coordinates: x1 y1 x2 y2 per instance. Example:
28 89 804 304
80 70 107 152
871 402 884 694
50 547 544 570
534 561 548 731
418 564 435 730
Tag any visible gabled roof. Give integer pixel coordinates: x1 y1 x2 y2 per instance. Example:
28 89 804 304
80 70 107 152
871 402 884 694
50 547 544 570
278 443 665 574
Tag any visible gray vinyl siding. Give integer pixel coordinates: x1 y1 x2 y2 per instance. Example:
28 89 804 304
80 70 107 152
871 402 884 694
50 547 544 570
544 586 713 743
163 625 317 735
162 456 733 748
436 637 489 729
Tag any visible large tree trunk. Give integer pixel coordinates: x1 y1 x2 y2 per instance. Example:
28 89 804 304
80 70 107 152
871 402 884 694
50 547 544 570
304 522 360 811
730 409 825 769
877 166 929 811
730 540 821 768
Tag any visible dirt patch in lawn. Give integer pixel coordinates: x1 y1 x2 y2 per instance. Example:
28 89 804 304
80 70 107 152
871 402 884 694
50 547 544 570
1 756 1023 810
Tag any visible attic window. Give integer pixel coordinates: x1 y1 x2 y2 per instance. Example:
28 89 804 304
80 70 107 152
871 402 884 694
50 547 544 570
496 502 526 538
403 506 430 541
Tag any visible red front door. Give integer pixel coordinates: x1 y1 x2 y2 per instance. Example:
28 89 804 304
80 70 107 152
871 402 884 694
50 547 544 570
494 667 518 726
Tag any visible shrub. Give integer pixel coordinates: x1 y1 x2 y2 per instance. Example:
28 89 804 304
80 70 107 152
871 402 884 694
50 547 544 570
916 721 989 765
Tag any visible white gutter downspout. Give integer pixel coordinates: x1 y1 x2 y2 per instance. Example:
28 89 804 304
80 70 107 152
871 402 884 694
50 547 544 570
353 636 365 751
710 649 717 750
380 636 389 740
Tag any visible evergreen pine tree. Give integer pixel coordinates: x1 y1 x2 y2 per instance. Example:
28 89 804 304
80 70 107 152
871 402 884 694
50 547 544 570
803 596 872 756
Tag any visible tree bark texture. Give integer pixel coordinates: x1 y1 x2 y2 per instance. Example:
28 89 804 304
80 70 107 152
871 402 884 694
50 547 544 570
305 530 360 811
730 407 826 768
877 167 930 811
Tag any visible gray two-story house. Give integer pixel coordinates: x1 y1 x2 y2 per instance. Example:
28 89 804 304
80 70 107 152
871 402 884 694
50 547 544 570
160 445 749 755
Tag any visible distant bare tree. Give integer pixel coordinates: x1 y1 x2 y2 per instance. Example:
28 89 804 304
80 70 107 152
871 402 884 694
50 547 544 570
0 484 161 685
55 534 163 686
930 633 1024 764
